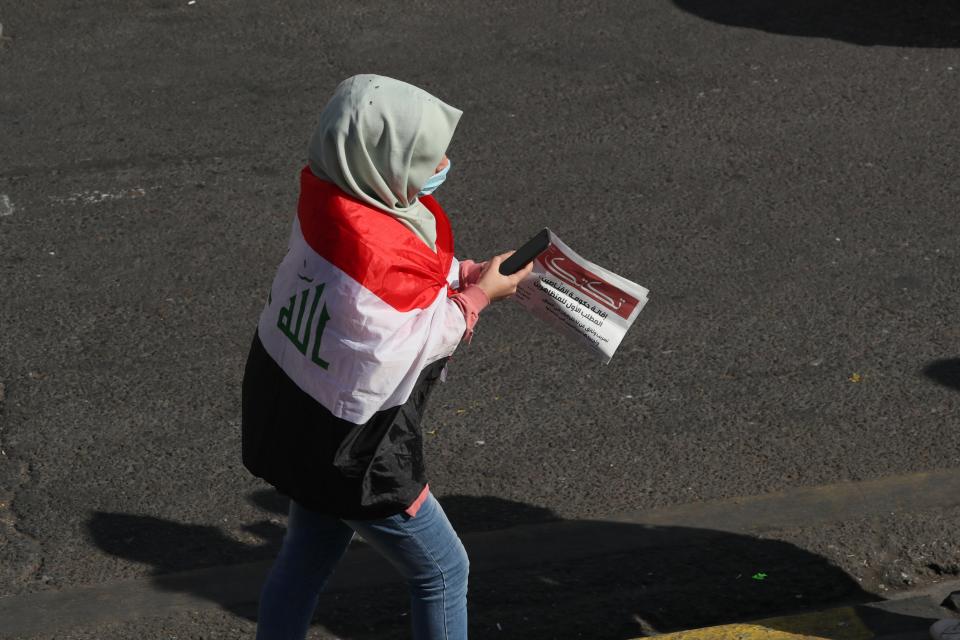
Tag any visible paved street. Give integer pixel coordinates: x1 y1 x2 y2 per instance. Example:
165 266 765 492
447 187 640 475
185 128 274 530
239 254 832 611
1 1 959 638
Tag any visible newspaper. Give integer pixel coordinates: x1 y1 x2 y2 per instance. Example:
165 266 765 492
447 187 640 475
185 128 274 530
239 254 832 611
512 230 649 364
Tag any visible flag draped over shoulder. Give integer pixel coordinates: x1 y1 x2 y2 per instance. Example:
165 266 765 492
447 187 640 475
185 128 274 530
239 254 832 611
242 168 467 518
256 167 466 425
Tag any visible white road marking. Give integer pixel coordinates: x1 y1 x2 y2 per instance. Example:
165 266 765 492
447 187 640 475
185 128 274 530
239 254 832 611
50 187 147 206
0 194 13 216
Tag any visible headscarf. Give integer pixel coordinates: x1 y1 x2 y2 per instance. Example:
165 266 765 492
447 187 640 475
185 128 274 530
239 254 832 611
307 75 462 251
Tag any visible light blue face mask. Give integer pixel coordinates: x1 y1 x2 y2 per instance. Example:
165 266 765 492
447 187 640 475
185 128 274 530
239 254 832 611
417 160 451 197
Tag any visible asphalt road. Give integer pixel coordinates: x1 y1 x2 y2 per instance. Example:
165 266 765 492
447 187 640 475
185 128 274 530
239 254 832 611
1 0 959 637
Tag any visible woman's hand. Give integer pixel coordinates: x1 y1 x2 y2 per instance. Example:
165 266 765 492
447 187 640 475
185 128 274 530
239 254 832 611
476 252 535 302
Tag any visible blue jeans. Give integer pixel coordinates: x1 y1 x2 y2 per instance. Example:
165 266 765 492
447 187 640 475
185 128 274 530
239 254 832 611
255 493 469 640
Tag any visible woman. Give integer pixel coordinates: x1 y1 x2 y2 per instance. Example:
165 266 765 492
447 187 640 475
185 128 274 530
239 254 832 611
241 74 532 640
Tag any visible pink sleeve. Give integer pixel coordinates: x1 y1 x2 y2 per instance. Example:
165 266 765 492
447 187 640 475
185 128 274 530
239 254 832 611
449 284 490 343
458 259 488 289
405 484 430 517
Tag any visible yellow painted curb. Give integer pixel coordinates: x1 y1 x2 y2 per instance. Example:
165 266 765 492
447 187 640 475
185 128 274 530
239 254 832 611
652 606 873 640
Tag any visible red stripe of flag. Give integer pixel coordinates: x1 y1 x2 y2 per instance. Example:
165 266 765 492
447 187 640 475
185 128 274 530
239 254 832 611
296 167 455 312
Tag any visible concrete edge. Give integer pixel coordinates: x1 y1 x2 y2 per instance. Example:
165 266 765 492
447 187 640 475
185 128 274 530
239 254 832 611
650 587 960 639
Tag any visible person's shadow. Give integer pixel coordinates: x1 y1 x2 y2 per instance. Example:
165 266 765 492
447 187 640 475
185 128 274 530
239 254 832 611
925 358 960 392
86 490 939 638
672 0 960 48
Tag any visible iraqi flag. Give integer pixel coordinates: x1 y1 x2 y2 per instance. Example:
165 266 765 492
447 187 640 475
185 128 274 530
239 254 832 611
242 167 467 518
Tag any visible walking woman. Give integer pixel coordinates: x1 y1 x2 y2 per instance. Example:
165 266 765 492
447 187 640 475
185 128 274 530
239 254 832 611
241 75 532 640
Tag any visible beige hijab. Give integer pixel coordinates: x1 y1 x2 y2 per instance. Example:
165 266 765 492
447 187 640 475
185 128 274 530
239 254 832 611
307 75 462 250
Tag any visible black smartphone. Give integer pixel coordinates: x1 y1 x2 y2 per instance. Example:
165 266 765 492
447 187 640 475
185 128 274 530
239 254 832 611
499 228 550 275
